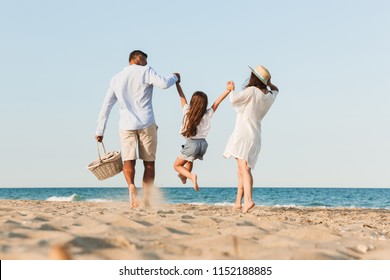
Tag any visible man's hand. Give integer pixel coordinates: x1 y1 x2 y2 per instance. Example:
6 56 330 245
174 73 181 83
95 136 103 142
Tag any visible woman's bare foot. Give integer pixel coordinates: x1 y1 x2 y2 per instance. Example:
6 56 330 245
178 174 187 184
129 184 140 209
190 174 199 191
232 203 242 211
242 202 255 213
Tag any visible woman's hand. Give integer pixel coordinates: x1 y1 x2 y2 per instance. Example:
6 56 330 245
267 78 279 91
227 80 235 91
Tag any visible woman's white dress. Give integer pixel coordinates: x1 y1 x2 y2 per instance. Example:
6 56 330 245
223 86 278 168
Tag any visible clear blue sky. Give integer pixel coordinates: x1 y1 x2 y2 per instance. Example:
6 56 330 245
1 0 389 188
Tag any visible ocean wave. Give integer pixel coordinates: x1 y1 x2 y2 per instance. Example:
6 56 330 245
2 187 388 209
259 204 390 210
168 202 389 210
85 199 114 203
46 194 81 202
179 202 235 206
214 202 234 206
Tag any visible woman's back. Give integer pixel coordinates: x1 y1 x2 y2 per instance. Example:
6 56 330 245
234 86 278 125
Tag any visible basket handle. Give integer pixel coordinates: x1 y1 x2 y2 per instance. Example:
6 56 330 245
96 141 107 162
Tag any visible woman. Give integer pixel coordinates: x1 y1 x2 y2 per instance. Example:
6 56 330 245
223 65 279 213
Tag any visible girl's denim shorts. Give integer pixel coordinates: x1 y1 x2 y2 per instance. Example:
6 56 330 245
179 138 208 162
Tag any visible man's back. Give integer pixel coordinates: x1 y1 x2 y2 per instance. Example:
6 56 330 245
112 64 155 130
96 63 178 134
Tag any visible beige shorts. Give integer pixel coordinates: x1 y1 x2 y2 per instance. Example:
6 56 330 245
119 123 158 161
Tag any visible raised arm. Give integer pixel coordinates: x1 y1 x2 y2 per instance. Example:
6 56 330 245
175 81 187 108
211 81 235 112
148 67 179 89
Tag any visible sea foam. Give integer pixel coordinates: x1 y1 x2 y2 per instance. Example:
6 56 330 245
46 193 81 202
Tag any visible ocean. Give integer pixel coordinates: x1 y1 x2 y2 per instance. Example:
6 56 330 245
0 187 389 209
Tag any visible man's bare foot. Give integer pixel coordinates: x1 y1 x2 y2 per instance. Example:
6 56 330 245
178 174 187 184
131 197 140 209
242 202 255 214
129 184 140 209
142 199 151 208
190 174 199 191
232 203 242 211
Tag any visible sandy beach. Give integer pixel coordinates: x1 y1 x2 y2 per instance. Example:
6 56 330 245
1 199 389 260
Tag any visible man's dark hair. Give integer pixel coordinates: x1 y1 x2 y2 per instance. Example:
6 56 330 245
129 50 148 62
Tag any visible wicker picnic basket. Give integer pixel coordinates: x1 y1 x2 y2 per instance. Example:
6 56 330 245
87 141 123 180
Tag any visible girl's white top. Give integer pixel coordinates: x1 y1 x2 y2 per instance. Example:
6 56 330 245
223 86 278 168
180 104 214 139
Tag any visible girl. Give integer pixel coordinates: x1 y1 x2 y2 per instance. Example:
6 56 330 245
223 65 279 213
174 80 234 191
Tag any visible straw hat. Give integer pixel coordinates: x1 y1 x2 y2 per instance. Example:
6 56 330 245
248 65 271 85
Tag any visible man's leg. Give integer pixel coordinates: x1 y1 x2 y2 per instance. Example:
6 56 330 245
138 123 158 207
123 160 140 208
119 130 139 208
142 160 155 207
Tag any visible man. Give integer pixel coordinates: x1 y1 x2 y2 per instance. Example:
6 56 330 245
95 50 180 208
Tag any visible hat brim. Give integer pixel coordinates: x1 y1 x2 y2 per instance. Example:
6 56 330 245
248 66 268 85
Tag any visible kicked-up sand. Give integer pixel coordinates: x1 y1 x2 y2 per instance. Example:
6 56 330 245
1 199 390 260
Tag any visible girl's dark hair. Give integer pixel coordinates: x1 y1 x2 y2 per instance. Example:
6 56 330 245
245 72 267 90
182 91 208 138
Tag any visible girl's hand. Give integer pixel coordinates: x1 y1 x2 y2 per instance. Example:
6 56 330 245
227 80 235 91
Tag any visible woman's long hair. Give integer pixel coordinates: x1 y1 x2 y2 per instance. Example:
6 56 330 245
182 91 208 138
245 73 267 90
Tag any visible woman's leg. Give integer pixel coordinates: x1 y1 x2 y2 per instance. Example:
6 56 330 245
237 159 255 213
174 157 199 191
233 162 244 210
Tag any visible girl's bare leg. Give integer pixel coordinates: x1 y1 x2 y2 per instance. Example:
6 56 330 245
174 157 199 191
178 162 193 184
233 165 244 210
237 159 255 213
